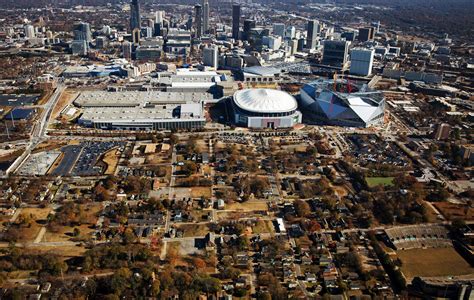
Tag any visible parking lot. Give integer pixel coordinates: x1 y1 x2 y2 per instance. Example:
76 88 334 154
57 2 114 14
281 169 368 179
71 141 125 176
50 145 83 176
49 142 125 176
0 94 40 107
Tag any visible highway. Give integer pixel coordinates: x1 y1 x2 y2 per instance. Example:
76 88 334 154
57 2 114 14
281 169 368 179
6 83 65 175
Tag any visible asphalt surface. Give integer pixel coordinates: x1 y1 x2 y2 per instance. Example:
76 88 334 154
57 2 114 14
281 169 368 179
50 145 83 176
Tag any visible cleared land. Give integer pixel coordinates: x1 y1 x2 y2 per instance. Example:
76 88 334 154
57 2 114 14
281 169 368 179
102 148 120 175
176 224 210 237
396 247 473 280
52 89 78 118
366 177 395 187
226 200 269 211
191 187 212 198
252 220 274 234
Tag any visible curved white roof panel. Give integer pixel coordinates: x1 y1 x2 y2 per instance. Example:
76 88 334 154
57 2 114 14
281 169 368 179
233 89 297 113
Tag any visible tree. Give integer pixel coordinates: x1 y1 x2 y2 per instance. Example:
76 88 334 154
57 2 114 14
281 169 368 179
193 257 207 270
294 200 311 217
109 268 132 295
73 227 80 237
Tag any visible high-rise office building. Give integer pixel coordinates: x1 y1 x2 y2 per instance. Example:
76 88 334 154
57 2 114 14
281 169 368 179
71 40 88 56
202 0 209 34
132 28 141 44
372 21 380 33
24 25 35 38
73 22 92 42
350 48 374 76
306 20 319 50
194 5 202 38
297 38 305 52
155 11 164 26
243 19 256 41
123 41 132 61
285 26 296 39
232 4 241 40
358 27 374 42
102 25 112 35
322 40 350 67
248 28 270 51
130 0 141 32
273 23 285 38
96 36 107 49
141 27 153 39
203 46 218 68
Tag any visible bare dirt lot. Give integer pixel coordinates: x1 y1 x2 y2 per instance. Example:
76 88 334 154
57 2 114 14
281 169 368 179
102 148 120 175
226 200 269 211
52 89 78 119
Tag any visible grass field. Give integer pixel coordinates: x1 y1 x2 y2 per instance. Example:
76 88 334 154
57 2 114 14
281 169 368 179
43 224 95 243
366 177 395 188
397 247 473 280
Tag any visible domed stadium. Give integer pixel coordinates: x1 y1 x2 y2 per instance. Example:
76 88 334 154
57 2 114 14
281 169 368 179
231 89 302 129
300 79 385 128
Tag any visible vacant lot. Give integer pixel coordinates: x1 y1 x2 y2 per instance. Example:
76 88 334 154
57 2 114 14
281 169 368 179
252 220 274 234
52 89 78 118
11 207 52 242
102 149 120 175
397 247 473 280
43 224 95 243
176 224 209 237
191 187 212 198
366 177 395 188
226 200 268 211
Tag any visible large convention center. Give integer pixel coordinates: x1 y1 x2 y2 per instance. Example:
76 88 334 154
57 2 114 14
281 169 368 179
231 88 302 129
75 91 208 130
300 79 386 128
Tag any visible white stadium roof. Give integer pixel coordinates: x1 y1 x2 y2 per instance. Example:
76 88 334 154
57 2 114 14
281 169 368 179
233 89 297 114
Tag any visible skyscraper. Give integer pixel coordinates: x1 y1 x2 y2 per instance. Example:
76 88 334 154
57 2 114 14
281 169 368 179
273 23 285 38
243 19 256 41
285 26 296 39
194 5 202 38
358 27 374 42
350 48 374 76
130 0 141 32
232 4 241 40
202 0 209 34
73 22 91 42
203 46 218 68
24 25 35 38
71 40 88 56
155 11 164 26
306 20 319 50
322 40 350 67
123 41 132 61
